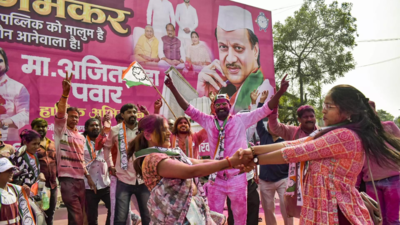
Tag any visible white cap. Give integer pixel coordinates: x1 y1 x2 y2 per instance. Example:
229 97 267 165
217 5 254 32
215 93 230 102
0 158 17 173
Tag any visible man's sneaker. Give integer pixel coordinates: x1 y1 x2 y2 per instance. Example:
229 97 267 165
131 213 141 225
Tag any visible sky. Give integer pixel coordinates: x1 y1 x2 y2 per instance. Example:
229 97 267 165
233 0 400 118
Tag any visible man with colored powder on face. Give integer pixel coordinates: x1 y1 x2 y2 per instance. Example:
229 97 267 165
196 6 274 114
165 73 289 224
54 72 96 225
31 118 57 225
268 104 318 141
170 116 207 159
83 117 112 225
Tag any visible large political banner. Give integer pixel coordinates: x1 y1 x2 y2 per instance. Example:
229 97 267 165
0 0 275 151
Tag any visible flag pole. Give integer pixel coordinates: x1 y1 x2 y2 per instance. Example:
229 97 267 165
140 68 177 119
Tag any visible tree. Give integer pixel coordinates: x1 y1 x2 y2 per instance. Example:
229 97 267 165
273 0 358 109
377 109 394 122
395 116 400 128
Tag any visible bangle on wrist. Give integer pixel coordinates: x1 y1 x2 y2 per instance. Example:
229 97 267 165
250 146 255 156
62 94 69 98
225 156 232 168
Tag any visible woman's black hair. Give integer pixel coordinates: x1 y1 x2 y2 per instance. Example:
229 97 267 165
19 129 41 146
315 85 400 168
190 31 199 38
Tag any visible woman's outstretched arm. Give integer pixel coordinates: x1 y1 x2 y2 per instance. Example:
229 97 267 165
157 152 252 180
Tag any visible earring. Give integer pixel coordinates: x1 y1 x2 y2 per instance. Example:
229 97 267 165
347 117 352 122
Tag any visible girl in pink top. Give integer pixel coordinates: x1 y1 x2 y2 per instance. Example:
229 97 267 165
240 85 400 225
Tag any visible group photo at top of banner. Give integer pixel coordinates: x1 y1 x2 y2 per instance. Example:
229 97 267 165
0 0 275 145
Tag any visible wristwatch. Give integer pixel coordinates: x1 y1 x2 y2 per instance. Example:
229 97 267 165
253 155 259 165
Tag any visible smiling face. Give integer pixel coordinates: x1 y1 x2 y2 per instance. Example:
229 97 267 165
0 168 14 183
177 118 190 134
145 26 154 39
166 24 175 38
216 27 259 87
322 94 347 126
24 137 41 154
214 99 231 120
191 32 199 45
298 111 316 131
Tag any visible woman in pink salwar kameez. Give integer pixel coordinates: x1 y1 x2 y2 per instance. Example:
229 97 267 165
239 85 400 225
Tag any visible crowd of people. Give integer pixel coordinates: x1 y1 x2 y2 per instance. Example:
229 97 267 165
1 59 400 225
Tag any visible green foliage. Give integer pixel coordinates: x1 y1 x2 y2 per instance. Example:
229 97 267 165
273 0 358 116
377 109 394 122
394 116 400 128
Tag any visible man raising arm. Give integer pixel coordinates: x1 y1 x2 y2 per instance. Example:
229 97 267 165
54 72 96 225
164 74 288 224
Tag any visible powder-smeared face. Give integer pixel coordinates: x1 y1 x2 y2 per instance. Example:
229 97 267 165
214 99 230 120
298 111 316 131
177 118 190 134
67 110 80 129
32 124 48 139
25 137 41 154
150 120 171 148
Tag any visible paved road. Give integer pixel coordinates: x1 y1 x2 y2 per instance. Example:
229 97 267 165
54 204 300 225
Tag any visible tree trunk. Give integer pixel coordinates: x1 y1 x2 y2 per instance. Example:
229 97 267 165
298 62 304 105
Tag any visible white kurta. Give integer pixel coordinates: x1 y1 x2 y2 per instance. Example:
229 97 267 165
0 74 29 141
175 3 198 39
146 0 175 35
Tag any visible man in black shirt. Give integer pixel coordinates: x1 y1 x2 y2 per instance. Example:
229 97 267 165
257 99 293 225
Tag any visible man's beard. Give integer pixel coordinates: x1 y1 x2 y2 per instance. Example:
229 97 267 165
216 108 229 121
184 0 190 3
126 116 137 126
88 130 100 139
178 126 189 134
38 131 47 139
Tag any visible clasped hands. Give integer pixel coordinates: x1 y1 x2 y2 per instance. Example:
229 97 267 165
228 148 255 173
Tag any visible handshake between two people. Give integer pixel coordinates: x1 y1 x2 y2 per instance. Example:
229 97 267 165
228 148 256 173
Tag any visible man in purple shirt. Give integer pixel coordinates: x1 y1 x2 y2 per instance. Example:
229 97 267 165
164 74 288 224
159 23 185 69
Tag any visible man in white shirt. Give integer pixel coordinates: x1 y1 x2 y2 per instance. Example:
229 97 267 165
146 0 175 35
0 48 29 141
175 0 198 40
104 104 150 225
83 117 111 225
